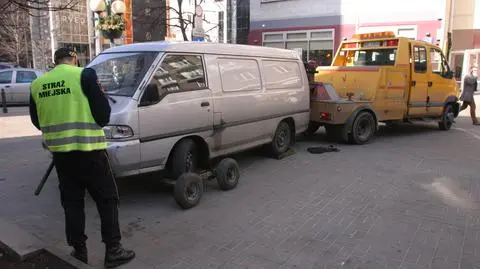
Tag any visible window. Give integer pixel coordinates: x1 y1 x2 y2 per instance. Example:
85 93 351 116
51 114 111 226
88 52 158 97
0 71 12 84
413 46 427 73
16 71 37 83
263 60 302 89
430 48 449 76
150 54 206 95
218 58 261 92
263 29 334 65
351 49 397 66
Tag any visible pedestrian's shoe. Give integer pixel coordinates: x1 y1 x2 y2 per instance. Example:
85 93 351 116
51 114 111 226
70 244 88 264
104 244 135 268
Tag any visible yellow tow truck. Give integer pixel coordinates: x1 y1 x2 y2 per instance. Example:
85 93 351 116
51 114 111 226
307 31 459 144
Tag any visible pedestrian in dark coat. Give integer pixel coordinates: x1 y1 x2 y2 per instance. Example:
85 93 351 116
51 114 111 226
459 65 479 125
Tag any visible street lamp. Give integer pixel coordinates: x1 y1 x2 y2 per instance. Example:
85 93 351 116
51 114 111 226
89 0 126 53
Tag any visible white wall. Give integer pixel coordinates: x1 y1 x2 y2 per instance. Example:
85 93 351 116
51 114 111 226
168 0 223 42
251 0 446 24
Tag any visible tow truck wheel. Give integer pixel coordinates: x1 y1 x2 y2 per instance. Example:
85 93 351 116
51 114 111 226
439 104 455 131
215 158 240 191
349 111 376 145
174 173 203 209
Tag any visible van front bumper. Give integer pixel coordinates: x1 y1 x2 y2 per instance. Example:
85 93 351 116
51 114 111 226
106 139 141 178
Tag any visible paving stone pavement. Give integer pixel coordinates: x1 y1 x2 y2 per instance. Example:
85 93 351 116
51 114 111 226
1 106 480 269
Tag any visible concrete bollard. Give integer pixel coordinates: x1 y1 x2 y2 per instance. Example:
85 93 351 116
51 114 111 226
1 88 7 114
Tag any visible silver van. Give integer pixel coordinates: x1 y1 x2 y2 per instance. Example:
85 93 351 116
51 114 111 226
87 42 310 179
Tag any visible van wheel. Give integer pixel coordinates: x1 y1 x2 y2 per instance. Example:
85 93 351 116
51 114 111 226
171 139 198 180
271 121 292 157
174 173 203 209
215 158 240 191
305 121 320 136
349 111 376 145
439 104 455 131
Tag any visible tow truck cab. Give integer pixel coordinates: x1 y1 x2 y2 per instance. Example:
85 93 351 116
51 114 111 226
308 31 459 144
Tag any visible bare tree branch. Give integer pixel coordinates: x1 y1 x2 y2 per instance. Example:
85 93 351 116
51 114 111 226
0 0 80 16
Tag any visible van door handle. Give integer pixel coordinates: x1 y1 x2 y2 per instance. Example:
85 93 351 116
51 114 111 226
201 101 210 107
411 81 416 86
4 85 10 88
428 81 433 87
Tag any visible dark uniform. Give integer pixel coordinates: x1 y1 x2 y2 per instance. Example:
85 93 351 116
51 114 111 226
29 48 135 268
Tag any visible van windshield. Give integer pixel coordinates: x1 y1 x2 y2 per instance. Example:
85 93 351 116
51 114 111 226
87 52 159 97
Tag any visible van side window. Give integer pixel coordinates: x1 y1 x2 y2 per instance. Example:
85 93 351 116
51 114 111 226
153 54 206 94
263 60 302 89
218 58 261 92
413 46 427 73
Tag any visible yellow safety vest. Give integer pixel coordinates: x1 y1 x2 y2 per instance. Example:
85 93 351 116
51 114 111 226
31 64 107 152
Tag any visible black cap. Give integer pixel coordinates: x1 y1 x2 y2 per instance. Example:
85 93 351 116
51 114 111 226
54 48 77 64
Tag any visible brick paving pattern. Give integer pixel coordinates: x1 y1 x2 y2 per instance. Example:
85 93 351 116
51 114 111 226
1 105 480 269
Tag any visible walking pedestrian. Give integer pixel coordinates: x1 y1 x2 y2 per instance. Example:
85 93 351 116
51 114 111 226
459 65 479 125
29 48 135 268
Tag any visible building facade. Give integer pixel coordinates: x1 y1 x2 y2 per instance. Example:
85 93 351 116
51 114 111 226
30 0 91 69
448 0 480 83
249 0 445 65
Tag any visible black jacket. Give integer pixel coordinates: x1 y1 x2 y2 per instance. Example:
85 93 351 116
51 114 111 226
29 68 111 130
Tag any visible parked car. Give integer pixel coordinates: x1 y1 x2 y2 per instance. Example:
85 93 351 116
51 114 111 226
86 42 310 179
0 68 44 105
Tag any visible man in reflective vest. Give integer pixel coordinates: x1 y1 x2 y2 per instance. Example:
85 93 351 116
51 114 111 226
29 48 135 268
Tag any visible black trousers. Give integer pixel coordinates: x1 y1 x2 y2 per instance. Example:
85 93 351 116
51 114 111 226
52 149 121 248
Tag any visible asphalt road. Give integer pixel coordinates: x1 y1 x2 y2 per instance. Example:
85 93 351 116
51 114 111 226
1 103 480 269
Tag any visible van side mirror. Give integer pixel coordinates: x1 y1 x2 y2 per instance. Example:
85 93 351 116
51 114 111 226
139 84 160 107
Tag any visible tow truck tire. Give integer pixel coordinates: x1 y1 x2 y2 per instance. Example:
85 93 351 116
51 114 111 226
271 121 292 157
349 111 376 145
439 104 455 131
305 121 320 135
215 158 240 191
171 139 198 180
174 173 203 209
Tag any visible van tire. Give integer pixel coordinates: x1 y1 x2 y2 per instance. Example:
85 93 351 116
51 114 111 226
271 121 292 157
171 139 198 180
348 111 376 145
439 104 455 131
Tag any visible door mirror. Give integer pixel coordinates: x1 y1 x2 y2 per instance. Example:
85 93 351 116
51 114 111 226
139 83 160 107
445 70 454 79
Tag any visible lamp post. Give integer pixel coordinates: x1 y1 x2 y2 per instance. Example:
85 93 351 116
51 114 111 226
89 0 126 54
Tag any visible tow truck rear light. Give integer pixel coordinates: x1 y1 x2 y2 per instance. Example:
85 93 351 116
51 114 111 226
385 40 398 46
320 112 331 120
